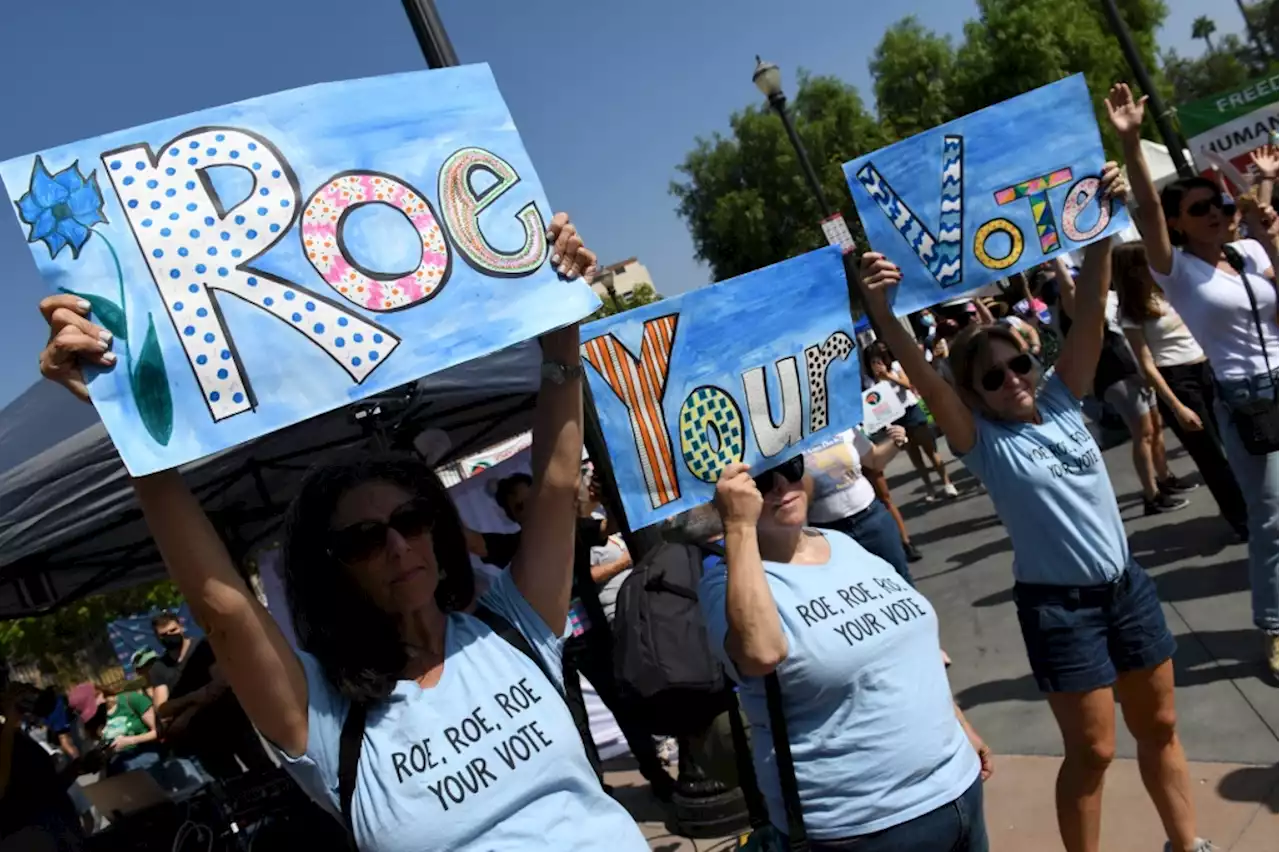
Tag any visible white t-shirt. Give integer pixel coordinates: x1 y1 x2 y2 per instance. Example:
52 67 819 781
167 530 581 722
1118 294 1205 368
1148 240 1279 381
886 362 919 408
804 429 878 523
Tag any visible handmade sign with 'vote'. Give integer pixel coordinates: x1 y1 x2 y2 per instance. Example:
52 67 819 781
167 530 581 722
581 246 861 529
1 65 598 475
844 74 1130 317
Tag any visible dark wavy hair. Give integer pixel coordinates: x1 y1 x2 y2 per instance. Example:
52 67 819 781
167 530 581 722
1160 176 1220 246
493 472 532 520
1112 241 1163 325
282 453 475 703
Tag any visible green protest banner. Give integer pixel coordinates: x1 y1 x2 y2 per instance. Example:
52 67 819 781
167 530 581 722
1179 76 1279 192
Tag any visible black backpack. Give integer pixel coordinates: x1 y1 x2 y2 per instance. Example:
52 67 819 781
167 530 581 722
611 541 735 737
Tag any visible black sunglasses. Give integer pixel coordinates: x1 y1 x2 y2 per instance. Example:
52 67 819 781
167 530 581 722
1185 196 1224 218
327 498 436 564
753 455 805 494
980 353 1034 392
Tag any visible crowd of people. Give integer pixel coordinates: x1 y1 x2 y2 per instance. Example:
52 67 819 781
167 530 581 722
2 81 1276 852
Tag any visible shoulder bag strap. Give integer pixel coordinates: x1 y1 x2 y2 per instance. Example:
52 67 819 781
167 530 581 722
765 672 808 850
726 691 769 830
339 700 368 841
1224 245 1275 378
472 605 602 787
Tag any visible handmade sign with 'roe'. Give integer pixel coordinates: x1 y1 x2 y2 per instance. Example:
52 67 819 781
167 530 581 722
844 74 1131 317
581 247 861 529
1 65 597 475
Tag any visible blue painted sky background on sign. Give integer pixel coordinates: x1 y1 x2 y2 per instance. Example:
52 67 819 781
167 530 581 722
0 66 597 475
845 75 1132 317
0 0 1228 410
581 246 858 529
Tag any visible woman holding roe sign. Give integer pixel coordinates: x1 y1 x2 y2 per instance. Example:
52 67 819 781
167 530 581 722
861 130 1213 852
701 454 992 850
1114 81 1280 676
35 217 650 852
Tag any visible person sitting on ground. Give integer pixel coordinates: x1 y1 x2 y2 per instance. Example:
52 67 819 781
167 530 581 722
699 456 991 850
37 215 652 851
1119 81 1279 676
865 346 959 501
1055 255 1194 516
1113 241 1249 540
67 682 160 777
859 139 1212 852
803 425 913 583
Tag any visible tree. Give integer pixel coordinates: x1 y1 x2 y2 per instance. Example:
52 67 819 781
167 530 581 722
1162 35 1259 104
1192 15 1218 52
870 17 958 138
948 0 1172 157
671 73 890 281
0 579 184 680
591 281 661 318
1241 0 1278 61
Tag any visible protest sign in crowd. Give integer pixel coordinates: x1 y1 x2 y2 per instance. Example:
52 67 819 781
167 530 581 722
0 24 1276 852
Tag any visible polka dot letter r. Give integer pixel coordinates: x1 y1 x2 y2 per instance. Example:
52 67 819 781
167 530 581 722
102 128 400 422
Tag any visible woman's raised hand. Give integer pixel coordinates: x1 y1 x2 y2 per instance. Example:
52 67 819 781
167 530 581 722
859 252 901 315
1104 83 1147 140
546 213 599 280
714 462 763 530
37 294 117 403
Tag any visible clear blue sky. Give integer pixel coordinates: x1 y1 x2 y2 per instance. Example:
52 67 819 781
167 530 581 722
0 0 1234 408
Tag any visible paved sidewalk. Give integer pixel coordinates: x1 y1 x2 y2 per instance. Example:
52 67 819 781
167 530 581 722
611 431 1278 851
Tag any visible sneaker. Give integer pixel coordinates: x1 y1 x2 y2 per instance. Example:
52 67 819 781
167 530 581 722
942 483 959 498
903 542 924 563
1144 492 1190 515
1160 475 1199 495
1268 635 1278 679
1164 839 1216 852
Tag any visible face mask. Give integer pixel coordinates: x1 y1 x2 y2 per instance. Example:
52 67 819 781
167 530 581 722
921 314 936 327
159 633 184 652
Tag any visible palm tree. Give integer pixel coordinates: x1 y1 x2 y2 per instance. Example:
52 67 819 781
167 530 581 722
1192 15 1218 52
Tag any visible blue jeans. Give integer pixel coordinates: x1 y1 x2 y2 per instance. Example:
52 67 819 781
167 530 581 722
813 500 912 585
806 776 987 851
1214 371 1279 633
106 744 162 777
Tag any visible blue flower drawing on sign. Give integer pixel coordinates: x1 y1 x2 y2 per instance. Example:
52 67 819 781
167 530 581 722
14 156 173 445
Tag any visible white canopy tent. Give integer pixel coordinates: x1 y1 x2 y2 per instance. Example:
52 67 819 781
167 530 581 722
0 342 549 617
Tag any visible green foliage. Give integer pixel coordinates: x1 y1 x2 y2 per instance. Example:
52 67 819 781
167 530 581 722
1191 15 1217 52
592 281 661 318
0 580 184 680
671 72 890 281
871 17 957 139
1163 35 1265 104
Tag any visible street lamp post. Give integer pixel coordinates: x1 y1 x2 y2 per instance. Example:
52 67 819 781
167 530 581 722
1097 0 1195 179
752 56 863 316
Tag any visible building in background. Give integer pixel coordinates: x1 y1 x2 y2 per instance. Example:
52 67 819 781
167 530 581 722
590 257 659 313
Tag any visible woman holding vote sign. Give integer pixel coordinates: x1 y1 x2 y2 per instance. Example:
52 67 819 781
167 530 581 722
700 456 991 850
859 139 1212 852
36 215 651 852
1113 81 1280 677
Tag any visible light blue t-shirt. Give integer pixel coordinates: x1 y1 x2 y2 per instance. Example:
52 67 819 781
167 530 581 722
961 372 1128 586
280 570 648 852
698 530 978 840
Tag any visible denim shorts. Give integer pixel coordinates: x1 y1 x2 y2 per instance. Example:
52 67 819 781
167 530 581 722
892 403 928 431
1014 561 1176 693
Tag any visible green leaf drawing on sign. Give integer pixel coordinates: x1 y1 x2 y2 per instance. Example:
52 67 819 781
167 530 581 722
131 313 173 446
58 287 127 341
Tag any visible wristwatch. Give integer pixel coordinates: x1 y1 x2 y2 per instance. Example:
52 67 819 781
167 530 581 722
541 360 584 385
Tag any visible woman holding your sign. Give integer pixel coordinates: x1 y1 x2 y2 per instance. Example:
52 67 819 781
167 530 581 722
701 455 992 850
860 137 1211 852
1115 82 1280 676
36 217 651 852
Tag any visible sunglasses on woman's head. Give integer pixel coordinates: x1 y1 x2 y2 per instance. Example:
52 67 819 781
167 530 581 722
327 498 436 564
1184 196 1224 218
979 353 1034 392
753 455 805 494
